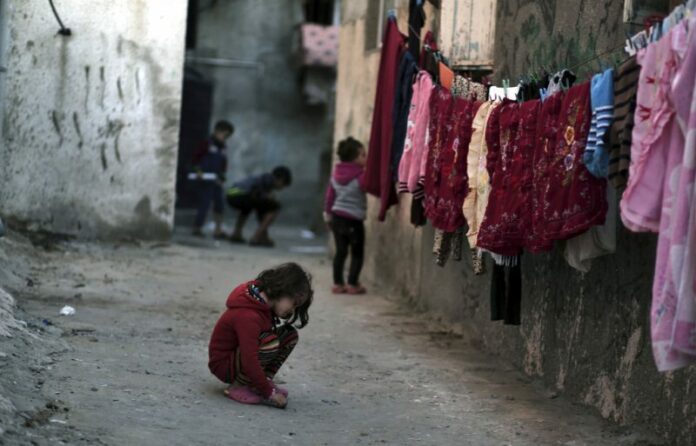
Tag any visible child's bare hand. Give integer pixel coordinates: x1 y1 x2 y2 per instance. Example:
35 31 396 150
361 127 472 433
268 393 288 408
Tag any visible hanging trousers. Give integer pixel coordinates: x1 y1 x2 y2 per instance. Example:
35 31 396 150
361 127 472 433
490 261 522 325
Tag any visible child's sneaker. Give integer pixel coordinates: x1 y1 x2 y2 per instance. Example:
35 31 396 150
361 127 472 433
346 284 367 295
224 385 263 405
332 285 348 294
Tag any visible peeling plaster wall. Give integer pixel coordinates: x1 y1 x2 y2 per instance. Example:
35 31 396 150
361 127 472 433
0 0 188 240
334 1 696 445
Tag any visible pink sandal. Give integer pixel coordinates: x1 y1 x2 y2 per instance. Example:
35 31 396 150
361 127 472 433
224 386 263 405
346 284 367 295
332 285 348 294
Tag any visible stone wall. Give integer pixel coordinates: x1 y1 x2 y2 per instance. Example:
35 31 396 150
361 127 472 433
0 0 188 239
334 1 696 444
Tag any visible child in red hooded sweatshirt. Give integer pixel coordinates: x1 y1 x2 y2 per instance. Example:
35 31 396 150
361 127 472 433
324 137 368 295
208 263 313 408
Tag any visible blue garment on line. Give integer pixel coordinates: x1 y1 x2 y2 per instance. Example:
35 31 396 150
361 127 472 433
584 68 614 178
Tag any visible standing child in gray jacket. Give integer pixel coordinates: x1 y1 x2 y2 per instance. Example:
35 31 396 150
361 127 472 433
324 137 368 295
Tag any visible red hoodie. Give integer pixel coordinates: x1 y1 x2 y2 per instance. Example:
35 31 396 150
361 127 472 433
208 281 274 398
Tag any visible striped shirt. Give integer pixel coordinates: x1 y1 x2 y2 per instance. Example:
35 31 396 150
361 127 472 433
608 56 640 189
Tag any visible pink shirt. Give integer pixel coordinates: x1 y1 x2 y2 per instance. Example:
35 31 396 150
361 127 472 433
397 71 434 195
620 25 686 232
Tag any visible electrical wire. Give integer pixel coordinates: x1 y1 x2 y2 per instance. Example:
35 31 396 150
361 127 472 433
48 0 71 36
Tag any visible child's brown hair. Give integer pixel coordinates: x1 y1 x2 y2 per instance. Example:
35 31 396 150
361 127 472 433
337 137 364 162
256 263 313 328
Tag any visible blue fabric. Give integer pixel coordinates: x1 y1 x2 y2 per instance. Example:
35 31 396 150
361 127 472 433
584 69 614 178
195 182 224 226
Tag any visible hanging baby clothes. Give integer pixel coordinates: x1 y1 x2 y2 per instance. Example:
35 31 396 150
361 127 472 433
644 17 696 372
620 26 682 233
463 101 500 274
490 260 522 326
477 99 540 257
424 97 480 232
398 71 434 194
364 17 405 222
537 82 607 243
547 69 577 95
563 185 617 272
608 56 640 189
391 51 420 177
452 75 488 101
529 91 565 253
584 68 615 178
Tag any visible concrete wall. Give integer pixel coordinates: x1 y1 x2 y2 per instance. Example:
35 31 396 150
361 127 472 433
0 0 188 240
189 0 335 225
334 1 696 445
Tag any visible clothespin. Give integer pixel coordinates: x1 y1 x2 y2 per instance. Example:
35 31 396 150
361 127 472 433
503 79 509 98
387 9 397 19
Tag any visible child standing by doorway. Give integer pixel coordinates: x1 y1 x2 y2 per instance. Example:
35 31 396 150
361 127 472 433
191 120 234 238
208 263 313 408
324 137 368 295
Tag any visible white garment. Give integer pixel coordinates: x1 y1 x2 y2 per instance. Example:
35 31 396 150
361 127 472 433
564 186 617 273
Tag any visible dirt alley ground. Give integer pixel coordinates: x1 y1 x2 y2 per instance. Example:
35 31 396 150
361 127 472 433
0 226 662 446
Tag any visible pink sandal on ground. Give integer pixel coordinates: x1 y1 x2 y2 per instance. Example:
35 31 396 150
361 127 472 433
224 386 263 405
267 378 288 397
346 284 367 295
332 285 348 294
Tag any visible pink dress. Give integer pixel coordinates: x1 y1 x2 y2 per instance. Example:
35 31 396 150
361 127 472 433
397 71 434 197
650 18 696 372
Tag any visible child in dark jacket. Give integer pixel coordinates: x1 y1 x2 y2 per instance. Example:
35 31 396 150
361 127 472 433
324 137 368 295
191 120 235 238
208 263 313 409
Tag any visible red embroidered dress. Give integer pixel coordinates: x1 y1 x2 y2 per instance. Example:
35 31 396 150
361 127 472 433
477 100 540 256
424 96 481 232
537 82 607 242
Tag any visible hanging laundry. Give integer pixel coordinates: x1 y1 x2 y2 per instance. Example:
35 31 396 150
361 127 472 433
608 56 640 189
397 70 434 195
563 185 617 272
547 69 577 95
620 24 684 233
439 62 455 90
408 0 425 61
529 91 565 253
536 82 607 243
452 75 487 101
584 68 615 178
488 85 520 101
490 261 522 326
477 99 539 257
638 16 696 372
391 51 420 177
420 32 439 79
462 101 500 274
424 96 480 233
364 17 406 221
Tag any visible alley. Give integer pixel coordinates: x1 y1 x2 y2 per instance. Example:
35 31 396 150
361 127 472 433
0 230 656 446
